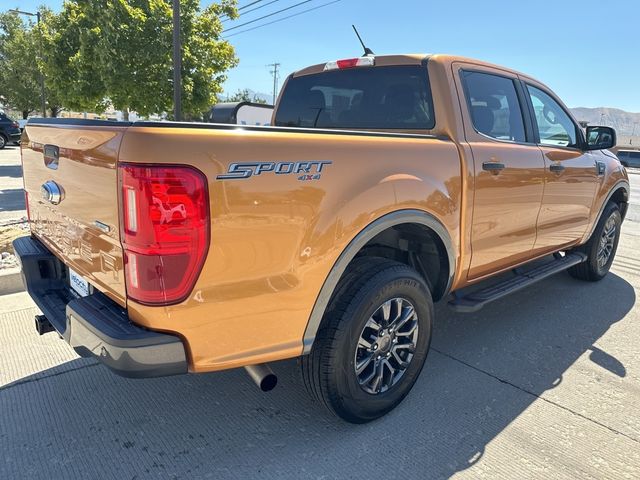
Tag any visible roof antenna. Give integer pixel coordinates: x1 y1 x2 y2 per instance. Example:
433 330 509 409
352 25 375 57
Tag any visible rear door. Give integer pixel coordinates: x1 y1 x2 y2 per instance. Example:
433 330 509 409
522 82 599 250
454 64 546 280
22 121 128 306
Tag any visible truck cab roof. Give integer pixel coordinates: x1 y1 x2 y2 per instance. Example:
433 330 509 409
292 53 531 81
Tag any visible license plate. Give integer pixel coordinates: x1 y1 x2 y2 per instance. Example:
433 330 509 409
69 268 90 297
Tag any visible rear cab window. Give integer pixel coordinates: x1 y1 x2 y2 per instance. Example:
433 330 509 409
274 65 435 130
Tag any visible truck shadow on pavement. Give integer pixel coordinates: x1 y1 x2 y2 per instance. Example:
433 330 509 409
0 188 26 212
0 164 22 178
0 272 635 479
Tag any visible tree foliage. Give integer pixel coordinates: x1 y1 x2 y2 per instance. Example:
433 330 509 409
0 12 41 118
224 89 268 104
0 9 66 118
40 0 238 118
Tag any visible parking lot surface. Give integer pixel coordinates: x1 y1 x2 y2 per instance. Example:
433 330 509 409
1 146 639 479
0 145 26 223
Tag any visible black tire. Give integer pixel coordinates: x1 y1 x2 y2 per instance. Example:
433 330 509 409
568 202 621 281
0 134 6 150
301 257 433 423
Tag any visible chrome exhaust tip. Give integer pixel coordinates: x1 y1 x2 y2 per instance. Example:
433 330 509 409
244 364 277 392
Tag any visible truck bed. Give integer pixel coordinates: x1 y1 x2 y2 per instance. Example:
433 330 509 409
22 118 461 370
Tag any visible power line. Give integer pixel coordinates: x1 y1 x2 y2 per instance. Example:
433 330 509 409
224 0 314 32
238 0 265 11
221 0 274 21
224 0 341 38
223 0 283 22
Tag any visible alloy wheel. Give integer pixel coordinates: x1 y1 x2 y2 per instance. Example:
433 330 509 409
597 215 617 268
354 297 419 395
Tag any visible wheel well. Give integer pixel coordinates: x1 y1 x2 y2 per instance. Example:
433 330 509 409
349 223 450 301
610 186 629 220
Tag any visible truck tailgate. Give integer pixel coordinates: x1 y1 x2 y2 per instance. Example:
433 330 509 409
21 123 128 306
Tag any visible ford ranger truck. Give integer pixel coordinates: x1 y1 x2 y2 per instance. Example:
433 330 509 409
14 54 629 423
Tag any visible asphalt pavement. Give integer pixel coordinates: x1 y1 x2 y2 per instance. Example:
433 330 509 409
0 145 26 223
1 145 639 479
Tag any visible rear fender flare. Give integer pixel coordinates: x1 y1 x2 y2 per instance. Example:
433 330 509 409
302 209 455 354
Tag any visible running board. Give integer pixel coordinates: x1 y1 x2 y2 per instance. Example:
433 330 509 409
449 252 587 313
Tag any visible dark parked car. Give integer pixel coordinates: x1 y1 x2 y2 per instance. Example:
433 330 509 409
0 113 22 149
617 150 640 168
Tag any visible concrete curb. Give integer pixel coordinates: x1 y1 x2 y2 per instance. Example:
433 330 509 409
0 268 24 296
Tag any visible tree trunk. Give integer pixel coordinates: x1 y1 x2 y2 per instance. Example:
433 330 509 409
122 108 130 121
22 110 30 120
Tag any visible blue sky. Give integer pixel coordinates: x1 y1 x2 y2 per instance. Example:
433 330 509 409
10 0 640 110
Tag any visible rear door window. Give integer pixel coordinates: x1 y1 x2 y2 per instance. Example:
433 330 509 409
274 66 435 130
461 70 526 143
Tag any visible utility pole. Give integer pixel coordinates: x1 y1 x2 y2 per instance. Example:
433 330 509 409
10 9 46 117
172 0 182 121
631 123 638 145
268 62 280 105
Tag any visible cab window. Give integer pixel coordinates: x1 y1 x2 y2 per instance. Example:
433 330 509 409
527 85 578 148
275 66 435 130
461 70 526 143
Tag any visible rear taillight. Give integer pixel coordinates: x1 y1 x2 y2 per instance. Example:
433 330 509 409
12 122 19 129
324 56 375 71
119 163 210 305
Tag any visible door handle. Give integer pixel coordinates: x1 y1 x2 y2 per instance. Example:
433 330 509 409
549 163 565 173
482 162 505 173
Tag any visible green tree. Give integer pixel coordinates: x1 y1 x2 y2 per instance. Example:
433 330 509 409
0 12 42 118
41 0 238 119
224 89 268 104
40 4 108 114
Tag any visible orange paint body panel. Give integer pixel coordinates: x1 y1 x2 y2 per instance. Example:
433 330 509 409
19 54 629 373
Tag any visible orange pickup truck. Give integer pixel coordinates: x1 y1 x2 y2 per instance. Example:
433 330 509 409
15 54 629 423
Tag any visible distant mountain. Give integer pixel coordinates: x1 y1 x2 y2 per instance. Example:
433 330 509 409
570 107 640 136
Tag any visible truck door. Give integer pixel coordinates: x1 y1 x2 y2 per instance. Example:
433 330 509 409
522 82 599 250
454 65 546 280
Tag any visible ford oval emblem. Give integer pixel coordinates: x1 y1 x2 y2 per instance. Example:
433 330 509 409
41 180 64 205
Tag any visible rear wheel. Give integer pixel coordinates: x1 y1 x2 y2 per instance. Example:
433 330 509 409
0 134 6 150
301 258 433 423
568 202 621 281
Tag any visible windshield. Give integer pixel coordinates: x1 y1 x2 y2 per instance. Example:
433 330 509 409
275 65 435 130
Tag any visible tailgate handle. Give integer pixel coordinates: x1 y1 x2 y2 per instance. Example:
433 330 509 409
44 144 60 170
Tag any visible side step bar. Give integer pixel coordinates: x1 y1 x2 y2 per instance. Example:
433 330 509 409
449 252 587 313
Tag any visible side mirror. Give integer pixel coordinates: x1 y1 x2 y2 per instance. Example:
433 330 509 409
585 126 616 151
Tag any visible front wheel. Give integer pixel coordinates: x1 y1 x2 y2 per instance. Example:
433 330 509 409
569 202 621 281
301 258 433 423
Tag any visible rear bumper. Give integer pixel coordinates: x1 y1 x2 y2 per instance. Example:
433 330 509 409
9 132 21 142
12 235 188 378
